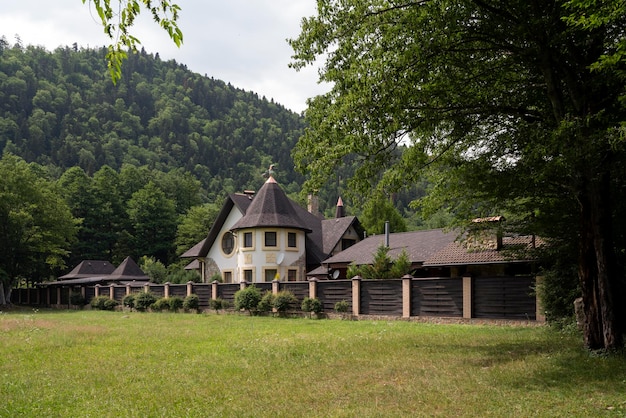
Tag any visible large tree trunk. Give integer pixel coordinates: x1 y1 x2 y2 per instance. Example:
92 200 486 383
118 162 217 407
578 169 622 350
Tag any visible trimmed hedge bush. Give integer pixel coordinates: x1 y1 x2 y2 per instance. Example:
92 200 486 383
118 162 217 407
152 297 171 312
302 297 323 314
257 291 275 313
183 294 200 312
90 295 118 311
134 292 158 312
273 291 297 313
122 294 136 310
234 286 261 314
169 296 184 312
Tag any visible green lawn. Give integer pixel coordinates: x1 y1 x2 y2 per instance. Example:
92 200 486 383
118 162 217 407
1 309 624 417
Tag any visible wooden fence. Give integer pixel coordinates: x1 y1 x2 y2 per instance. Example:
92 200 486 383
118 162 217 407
14 276 543 321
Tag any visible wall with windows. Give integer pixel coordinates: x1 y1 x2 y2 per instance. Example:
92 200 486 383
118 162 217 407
235 227 306 282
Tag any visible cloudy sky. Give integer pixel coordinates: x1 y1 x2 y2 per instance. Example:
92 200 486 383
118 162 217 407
0 1 328 113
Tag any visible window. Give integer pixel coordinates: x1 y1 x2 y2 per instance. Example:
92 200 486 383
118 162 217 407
342 238 356 250
265 231 277 247
223 271 232 283
243 232 253 248
221 232 234 255
243 269 253 282
287 232 297 248
287 269 297 281
265 269 277 282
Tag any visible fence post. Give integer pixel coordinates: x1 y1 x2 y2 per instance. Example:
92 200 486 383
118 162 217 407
95 284 100 298
188 281 195 298
402 275 412 318
535 276 546 322
211 281 218 300
126 283 131 296
272 279 279 295
109 285 114 300
308 278 317 299
240 281 247 290
352 276 361 316
144 283 150 294
164 282 170 299
463 276 472 319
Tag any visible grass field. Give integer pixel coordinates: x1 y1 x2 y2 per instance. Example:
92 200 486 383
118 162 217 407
1 309 625 417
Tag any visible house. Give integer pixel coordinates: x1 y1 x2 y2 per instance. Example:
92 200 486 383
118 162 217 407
46 257 149 287
318 216 539 279
181 175 363 283
314 228 458 280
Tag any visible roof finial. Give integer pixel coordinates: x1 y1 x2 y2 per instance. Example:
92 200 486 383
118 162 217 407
262 163 277 179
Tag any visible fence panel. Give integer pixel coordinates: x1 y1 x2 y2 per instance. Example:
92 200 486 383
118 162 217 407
279 282 309 307
85 287 95 304
360 280 403 316
217 283 240 304
192 284 211 308
113 286 126 302
411 278 463 317
473 276 536 320
149 285 165 298
316 280 352 312
169 284 188 299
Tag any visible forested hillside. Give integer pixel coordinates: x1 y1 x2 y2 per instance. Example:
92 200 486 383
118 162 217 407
0 38 306 200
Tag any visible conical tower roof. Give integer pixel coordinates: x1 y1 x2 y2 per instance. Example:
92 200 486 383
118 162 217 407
231 176 311 232
109 257 149 280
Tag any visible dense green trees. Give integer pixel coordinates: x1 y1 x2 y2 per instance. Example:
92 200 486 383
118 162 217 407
0 41 306 199
290 1 626 349
0 153 77 303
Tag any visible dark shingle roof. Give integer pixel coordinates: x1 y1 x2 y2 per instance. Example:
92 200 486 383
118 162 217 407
59 260 115 279
231 176 312 232
423 235 539 266
321 216 361 255
108 257 148 280
49 257 148 286
323 229 457 266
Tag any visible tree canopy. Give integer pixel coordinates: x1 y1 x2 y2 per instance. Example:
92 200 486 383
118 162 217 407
290 0 626 350
82 0 183 83
0 153 77 302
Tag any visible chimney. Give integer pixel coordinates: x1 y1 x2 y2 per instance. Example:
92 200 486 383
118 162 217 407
307 193 319 216
335 196 345 218
467 216 505 250
384 221 390 247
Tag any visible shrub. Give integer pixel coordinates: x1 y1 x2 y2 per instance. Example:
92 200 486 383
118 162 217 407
168 296 184 312
152 297 171 312
257 291 275 313
90 295 118 311
334 300 350 314
302 297 323 315
210 272 223 283
234 285 261 314
122 294 136 310
209 297 223 313
69 291 85 306
183 294 200 312
134 292 158 312
273 291 297 314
